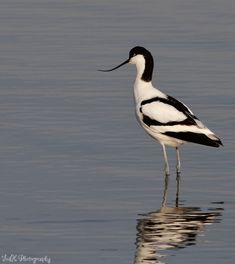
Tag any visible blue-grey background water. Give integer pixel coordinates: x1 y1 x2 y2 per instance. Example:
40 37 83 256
0 1 234 263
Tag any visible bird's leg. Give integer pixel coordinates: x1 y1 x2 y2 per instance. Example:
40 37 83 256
162 173 169 207
176 147 181 174
175 147 181 206
161 144 170 176
176 171 180 207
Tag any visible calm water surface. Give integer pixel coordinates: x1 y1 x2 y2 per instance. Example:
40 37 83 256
0 1 234 263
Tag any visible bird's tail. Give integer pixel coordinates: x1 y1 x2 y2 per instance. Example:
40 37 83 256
206 133 223 147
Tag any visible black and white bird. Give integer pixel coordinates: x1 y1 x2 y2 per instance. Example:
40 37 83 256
100 46 222 175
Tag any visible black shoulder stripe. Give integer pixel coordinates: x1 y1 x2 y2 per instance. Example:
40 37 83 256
166 95 194 116
141 96 198 120
141 97 161 106
163 131 222 147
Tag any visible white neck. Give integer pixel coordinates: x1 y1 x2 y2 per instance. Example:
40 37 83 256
135 57 145 79
132 58 153 103
134 77 153 103
133 76 166 105
131 55 166 104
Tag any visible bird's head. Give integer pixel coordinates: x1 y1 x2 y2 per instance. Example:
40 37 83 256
99 46 154 82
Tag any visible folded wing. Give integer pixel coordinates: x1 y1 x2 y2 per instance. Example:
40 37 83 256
139 96 222 147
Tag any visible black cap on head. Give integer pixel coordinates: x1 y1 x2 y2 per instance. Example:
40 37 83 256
129 46 154 82
129 46 151 58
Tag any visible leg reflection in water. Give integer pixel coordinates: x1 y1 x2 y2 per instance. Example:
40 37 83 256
134 174 223 264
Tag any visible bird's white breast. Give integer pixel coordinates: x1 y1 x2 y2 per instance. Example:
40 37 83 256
134 79 166 104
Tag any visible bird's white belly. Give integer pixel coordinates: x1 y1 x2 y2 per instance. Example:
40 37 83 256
143 124 185 147
135 109 186 147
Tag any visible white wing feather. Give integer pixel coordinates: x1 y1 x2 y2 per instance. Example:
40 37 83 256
141 101 188 123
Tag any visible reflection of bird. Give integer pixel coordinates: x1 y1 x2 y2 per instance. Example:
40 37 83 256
133 175 222 264
100 46 222 175
134 206 221 264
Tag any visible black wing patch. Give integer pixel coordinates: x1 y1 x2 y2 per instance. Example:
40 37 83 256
141 96 198 118
163 131 222 147
142 114 196 127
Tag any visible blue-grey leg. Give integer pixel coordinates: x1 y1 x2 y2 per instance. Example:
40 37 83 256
161 144 170 176
176 171 180 207
162 174 169 207
176 147 181 174
176 147 181 206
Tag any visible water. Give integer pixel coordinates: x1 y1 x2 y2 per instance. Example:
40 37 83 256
0 0 234 263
